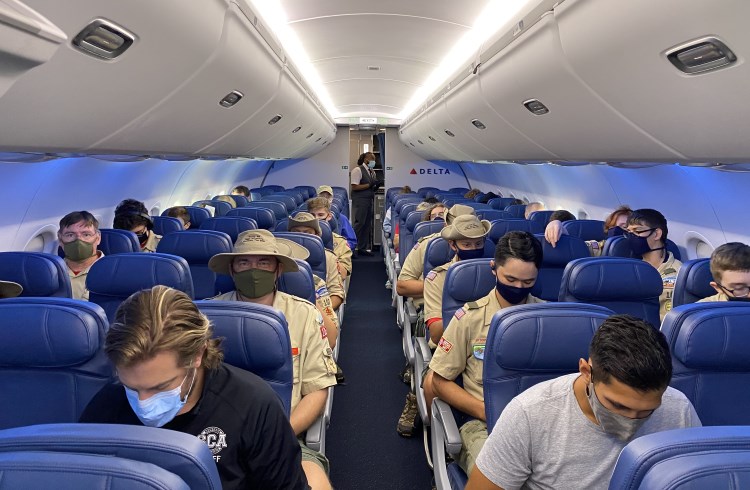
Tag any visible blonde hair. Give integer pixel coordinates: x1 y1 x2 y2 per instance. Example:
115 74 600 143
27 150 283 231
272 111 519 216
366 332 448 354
215 195 237 208
307 196 330 213
106 286 223 369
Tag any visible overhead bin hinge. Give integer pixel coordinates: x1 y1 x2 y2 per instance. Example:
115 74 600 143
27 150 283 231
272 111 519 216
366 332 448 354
665 37 737 75
72 19 134 60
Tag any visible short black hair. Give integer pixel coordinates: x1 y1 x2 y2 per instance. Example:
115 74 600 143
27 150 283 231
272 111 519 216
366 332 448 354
590 314 672 392
549 210 575 223
628 209 668 243
231 185 250 197
423 197 439 204
59 211 99 231
494 231 543 269
113 199 152 231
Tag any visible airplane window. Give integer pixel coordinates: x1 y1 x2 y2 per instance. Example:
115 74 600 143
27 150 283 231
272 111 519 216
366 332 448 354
24 226 57 254
686 232 715 259
150 205 160 216
578 209 588 219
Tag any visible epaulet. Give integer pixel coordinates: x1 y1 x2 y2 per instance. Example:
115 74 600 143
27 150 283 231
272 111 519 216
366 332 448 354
283 291 316 308
332 232 344 240
466 296 490 309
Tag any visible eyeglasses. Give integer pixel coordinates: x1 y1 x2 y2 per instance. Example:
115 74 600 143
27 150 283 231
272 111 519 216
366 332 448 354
61 232 97 241
717 283 750 298
624 227 656 237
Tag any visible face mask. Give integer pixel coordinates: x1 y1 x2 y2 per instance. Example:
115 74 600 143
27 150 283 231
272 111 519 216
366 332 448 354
495 280 533 305
233 269 277 299
63 239 94 262
125 368 196 427
625 232 655 257
727 296 750 302
433 216 444 222
586 379 649 441
367 161 376 169
606 226 625 238
136 230 149 245
455 247 484 261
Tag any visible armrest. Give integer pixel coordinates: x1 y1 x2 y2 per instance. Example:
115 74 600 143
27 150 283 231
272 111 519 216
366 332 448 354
305 413 326 454
405 298 418 325
413 340 430 424
431 398 463 490
415 337 433 365
324 385 334 426
402 310 415 365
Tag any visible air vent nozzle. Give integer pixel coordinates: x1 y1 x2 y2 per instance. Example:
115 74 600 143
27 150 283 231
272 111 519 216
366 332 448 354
523 99 549 115
666 37 737 75
268 115 282 125
219 91 243 108
72 19 134 59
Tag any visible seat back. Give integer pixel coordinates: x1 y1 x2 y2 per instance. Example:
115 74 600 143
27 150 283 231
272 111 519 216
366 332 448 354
441 258 495 325
164 206 212 228
263 195 296 213
251 186 274 197
488 197 516 210
662 302 750 425
0 423 222 489
449 187 470 194
277 259 316 303
246 201 287 222
261 184 285 193
156 231 233 299
463 202 492 211
442 198 472 208
273 232 327 281
505 204 526 218
400 210 424 262
603 235 683 261
196 301 293 414
487 219 532 245
562 219 605 241
199 216 257 242
151 216 183 236
424 235 453 275
276 218 334 251
331 186 348 200
293 185 316 199
87 253 194 321
226 207 276 230
0 252 72 298
673 258 714 307
483 303 613 431
417 187 440 197
609 426 750 490
527 210 556 234
98 229 140 255
559 257 662 326
0 298 112 429
532 234 590 302
192 200 232 217
476 209 512 221
414 220 444 244
214 194 249 207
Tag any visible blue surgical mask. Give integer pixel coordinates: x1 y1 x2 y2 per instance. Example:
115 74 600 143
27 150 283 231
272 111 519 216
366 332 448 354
124 368 196 427
456 247 484 261
367 160 376 169
495 280 533 305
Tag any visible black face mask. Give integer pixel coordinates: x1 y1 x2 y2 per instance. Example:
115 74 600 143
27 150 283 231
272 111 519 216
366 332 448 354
136 231 149 244
495 280 533 305
727 296 750 302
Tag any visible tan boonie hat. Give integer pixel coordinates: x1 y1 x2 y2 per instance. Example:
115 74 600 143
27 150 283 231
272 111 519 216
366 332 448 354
0 280 22 298
288 212 321 236
441 214 491 241
317 185 334 196
445 203 476 225
208 229 307 274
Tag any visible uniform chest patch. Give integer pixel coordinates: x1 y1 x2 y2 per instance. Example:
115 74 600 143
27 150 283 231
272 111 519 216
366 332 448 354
426 271 437 281
320 325 328 339
663 277 676 288
472 343 486 360
198 426 228 462
454 309 465 320
438 337 453 353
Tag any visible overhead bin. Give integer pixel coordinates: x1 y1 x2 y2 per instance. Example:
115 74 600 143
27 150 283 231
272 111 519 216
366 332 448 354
555 0 750 162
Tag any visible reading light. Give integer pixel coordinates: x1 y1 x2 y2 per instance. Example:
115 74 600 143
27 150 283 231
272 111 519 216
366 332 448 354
471 119 487 130
428 136 436 141
445 130 455 137
306 133 314 139
268 115 282 125
219 91 243 108
292 126 302 133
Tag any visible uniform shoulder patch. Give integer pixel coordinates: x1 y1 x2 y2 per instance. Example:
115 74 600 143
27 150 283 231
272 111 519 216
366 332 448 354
426 270 437 281
438 337 453 353
466 301 480 309
454 308 466 320
315 285 329 298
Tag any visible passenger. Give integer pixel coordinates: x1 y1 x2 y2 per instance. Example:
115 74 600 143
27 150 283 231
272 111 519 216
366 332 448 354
231 185 250 197
165 206 191 229
317 185 357 251
79 286 310 489
350 152 381 256
464 188 482 199
58 211 103 300
467 315 701 490
429 231 544 476
288 212 346 310
544 205 632 256
215 195 236 208
523 201 545 219
307 196 353 279
393 200 432 251
699 242 750 302
383 185 414 238
547 209 575 223
207 230 337 489
0 280 22 298
113 199 161 252
423 202 447 223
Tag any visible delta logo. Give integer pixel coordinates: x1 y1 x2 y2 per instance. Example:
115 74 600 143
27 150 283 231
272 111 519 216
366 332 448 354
409 168 450 175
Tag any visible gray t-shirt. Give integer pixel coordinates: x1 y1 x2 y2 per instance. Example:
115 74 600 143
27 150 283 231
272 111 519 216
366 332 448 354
475 373 701 490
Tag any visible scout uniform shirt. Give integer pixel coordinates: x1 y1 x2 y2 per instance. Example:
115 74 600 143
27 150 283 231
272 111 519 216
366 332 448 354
332 233 352 276
211 290 337 411
585 240 605 257
67 251 104 301
324 249 345 302
423 256 459 324
314 275 339 329
397 231 441 308
698 291 729 302
429 289 544 402
142 230 162 253
658 251 682 321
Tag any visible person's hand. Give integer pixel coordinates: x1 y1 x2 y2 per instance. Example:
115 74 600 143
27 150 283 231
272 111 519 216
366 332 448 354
544 220 567 248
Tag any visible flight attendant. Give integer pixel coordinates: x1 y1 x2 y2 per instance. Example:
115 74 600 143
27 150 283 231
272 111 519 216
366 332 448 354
350 152 380 256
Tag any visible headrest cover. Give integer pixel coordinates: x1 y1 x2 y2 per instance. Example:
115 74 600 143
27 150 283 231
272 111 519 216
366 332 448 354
539 235 590 267
565 258 663 300
672 306 750 369
445 259 494 303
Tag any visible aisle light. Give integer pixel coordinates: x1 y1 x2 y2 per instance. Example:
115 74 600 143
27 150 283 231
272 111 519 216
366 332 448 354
248 0 338 119
398 0 533 120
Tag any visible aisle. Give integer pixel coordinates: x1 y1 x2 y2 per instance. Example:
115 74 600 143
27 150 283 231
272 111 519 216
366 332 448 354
326 253 433 489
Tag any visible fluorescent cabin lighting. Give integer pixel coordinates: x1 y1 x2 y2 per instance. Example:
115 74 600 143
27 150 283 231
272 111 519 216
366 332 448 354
398 0 533 121
249 0 338 119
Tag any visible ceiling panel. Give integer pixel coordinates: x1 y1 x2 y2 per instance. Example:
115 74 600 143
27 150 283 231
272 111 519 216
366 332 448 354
328 80 413 109
314 57 433 87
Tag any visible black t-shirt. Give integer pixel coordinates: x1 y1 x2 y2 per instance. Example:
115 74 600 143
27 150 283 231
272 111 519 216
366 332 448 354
80 363 309 490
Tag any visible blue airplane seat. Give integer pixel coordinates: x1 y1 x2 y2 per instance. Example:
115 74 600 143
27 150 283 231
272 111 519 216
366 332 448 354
441 258 495 325
277 218 334 251
562 219 606 242
662 302 750 425
424 235 453 275
199 216 257 242
442 198 472 208
0 251 72 298
151 216 183 235
531 234 590 302
0 298 112 429
273 232 327 281
505 204 526 218
673 258 714 306
213 194 249 208
473 193 486 203
609 426 750 490
559 257 663 327
261 185 285 193
163 206 212 228
86 253 194 321
331 186 348 200
0 451 190 490
602 235 683 261
156 230 233 299
414 220 444 254
396 202 419 228
191 200 232 217
527 210 556 235
263 194 297 212
293 185 316 199
226 207 276 230
476 209 512 222
196 301 293 415
449 187 470 194
247 201 287 221
0 423 221 489
418 187 440 197
97 228 141 255
465 202 492 211
250 186 274 197
487 219 532 245
399 211 424 263
488 197 515 210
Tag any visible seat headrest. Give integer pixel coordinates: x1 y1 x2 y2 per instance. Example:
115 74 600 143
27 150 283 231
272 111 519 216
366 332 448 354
249 201 287 220
277 260 316 303
0 252 71 297
444 259 495 305
477 210 513 221
226 207 276 230
424 237 454 273
86 253 194 298
178 206 212 227
488 220 531 243
665 303 750 369
537 234 590 267
156 230 232 263
199 217 257 242
414 220 444 242
562 219 606 242
673 258 714 307
98 229 140 255
562 257 663 300
0 298 107 366
151 216 183 236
